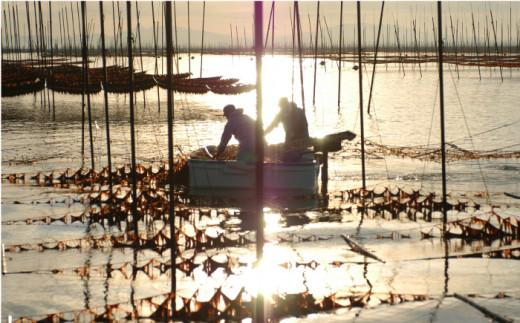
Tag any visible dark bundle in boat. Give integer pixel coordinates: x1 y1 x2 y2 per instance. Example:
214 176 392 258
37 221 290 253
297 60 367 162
47 74 101 95
208 82 256 95
104 69 156 93
1 63 45 97
155 75 225 94
46 64 110 94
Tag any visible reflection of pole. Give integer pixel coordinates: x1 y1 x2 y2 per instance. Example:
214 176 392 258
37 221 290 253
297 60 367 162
357 1 366 190
165 2 177 318
437 1 447 225
99 2 113 193
254 3 264 323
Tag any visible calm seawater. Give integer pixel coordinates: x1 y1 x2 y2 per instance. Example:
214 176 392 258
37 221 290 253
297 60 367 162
2 54 520 193
2 54 520 321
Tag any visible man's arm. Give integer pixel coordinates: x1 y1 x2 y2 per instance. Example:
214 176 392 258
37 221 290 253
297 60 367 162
216 123 233 156
264 114 281 135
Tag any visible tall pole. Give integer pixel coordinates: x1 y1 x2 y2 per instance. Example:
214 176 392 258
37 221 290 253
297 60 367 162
152 2 161 112
254 3 264 322
357 1 366 190
165 2 177 318
200 1 205 78
367 1 385 115
99 1 113 193
25 2 33 68
294 1 305 110
437 1 447 224
187 2 191 75
126 1 138 234
338 1 343 109
312 1 320 106
48 2 55 120
81 1 95 170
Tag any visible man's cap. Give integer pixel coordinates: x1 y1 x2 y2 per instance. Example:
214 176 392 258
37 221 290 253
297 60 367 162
223 104 236 117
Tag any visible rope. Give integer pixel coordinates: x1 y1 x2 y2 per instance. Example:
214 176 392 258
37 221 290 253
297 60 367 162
447 62 490 204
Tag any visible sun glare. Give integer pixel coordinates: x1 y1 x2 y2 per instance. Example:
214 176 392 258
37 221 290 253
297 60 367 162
242 243 308 300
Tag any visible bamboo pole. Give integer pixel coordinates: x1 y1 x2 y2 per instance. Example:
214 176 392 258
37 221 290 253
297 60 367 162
412 18 423 77
135 2 147 110
48 2 55 120
236 25 240 55
307 13 313 50
449 15 460 79
151 2 161 112
338 2 343 110
15 4 21 61
81 1 95 170
111 2 117 65
99 1 113 193
164 2 177 318
187 2 191 75
490 9 504 81
200 1 205 78
254 4 265 322
437 1 448 225
290 7 295 101
173 2 179 72
25 2 33 67
294 1 305 111
126 1 138 233
471 12 482 80
312 1 320 106
71 3 78 59
263 2 273 51
367 1 385 115
64 7 71 59
357 1 366 190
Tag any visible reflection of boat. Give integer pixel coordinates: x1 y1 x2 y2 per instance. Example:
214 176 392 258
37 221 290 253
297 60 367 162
188 159 319 197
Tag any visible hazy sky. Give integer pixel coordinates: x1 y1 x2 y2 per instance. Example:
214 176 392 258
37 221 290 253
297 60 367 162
2 1 519 47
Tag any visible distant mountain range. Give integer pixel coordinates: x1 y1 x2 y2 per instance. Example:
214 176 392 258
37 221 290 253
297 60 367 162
7 23 441 52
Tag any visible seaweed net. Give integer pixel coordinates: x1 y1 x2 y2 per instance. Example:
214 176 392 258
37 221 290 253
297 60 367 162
334 139 520 162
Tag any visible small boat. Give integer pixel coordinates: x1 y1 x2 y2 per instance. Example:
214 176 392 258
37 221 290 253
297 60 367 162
188 159 320 197
186 131 356 198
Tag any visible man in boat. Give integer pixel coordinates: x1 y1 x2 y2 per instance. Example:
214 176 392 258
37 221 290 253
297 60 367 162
264 97 310 162
215 104 257 162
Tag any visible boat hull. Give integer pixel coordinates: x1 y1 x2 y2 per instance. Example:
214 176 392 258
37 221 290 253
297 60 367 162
188 159 319 197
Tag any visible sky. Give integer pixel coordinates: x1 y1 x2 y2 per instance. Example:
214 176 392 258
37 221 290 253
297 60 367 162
2 1 520 49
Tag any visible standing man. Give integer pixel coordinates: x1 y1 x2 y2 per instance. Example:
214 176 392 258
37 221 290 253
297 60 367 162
264 97 310 162
215 104 257 162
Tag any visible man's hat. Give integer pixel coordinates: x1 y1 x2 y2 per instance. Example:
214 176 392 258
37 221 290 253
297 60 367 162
223 104 236 117
278 97 289 108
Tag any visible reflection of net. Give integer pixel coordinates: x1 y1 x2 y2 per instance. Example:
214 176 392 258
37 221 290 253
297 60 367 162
335 140 520 162
14 289 437 322
4 159 520 322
